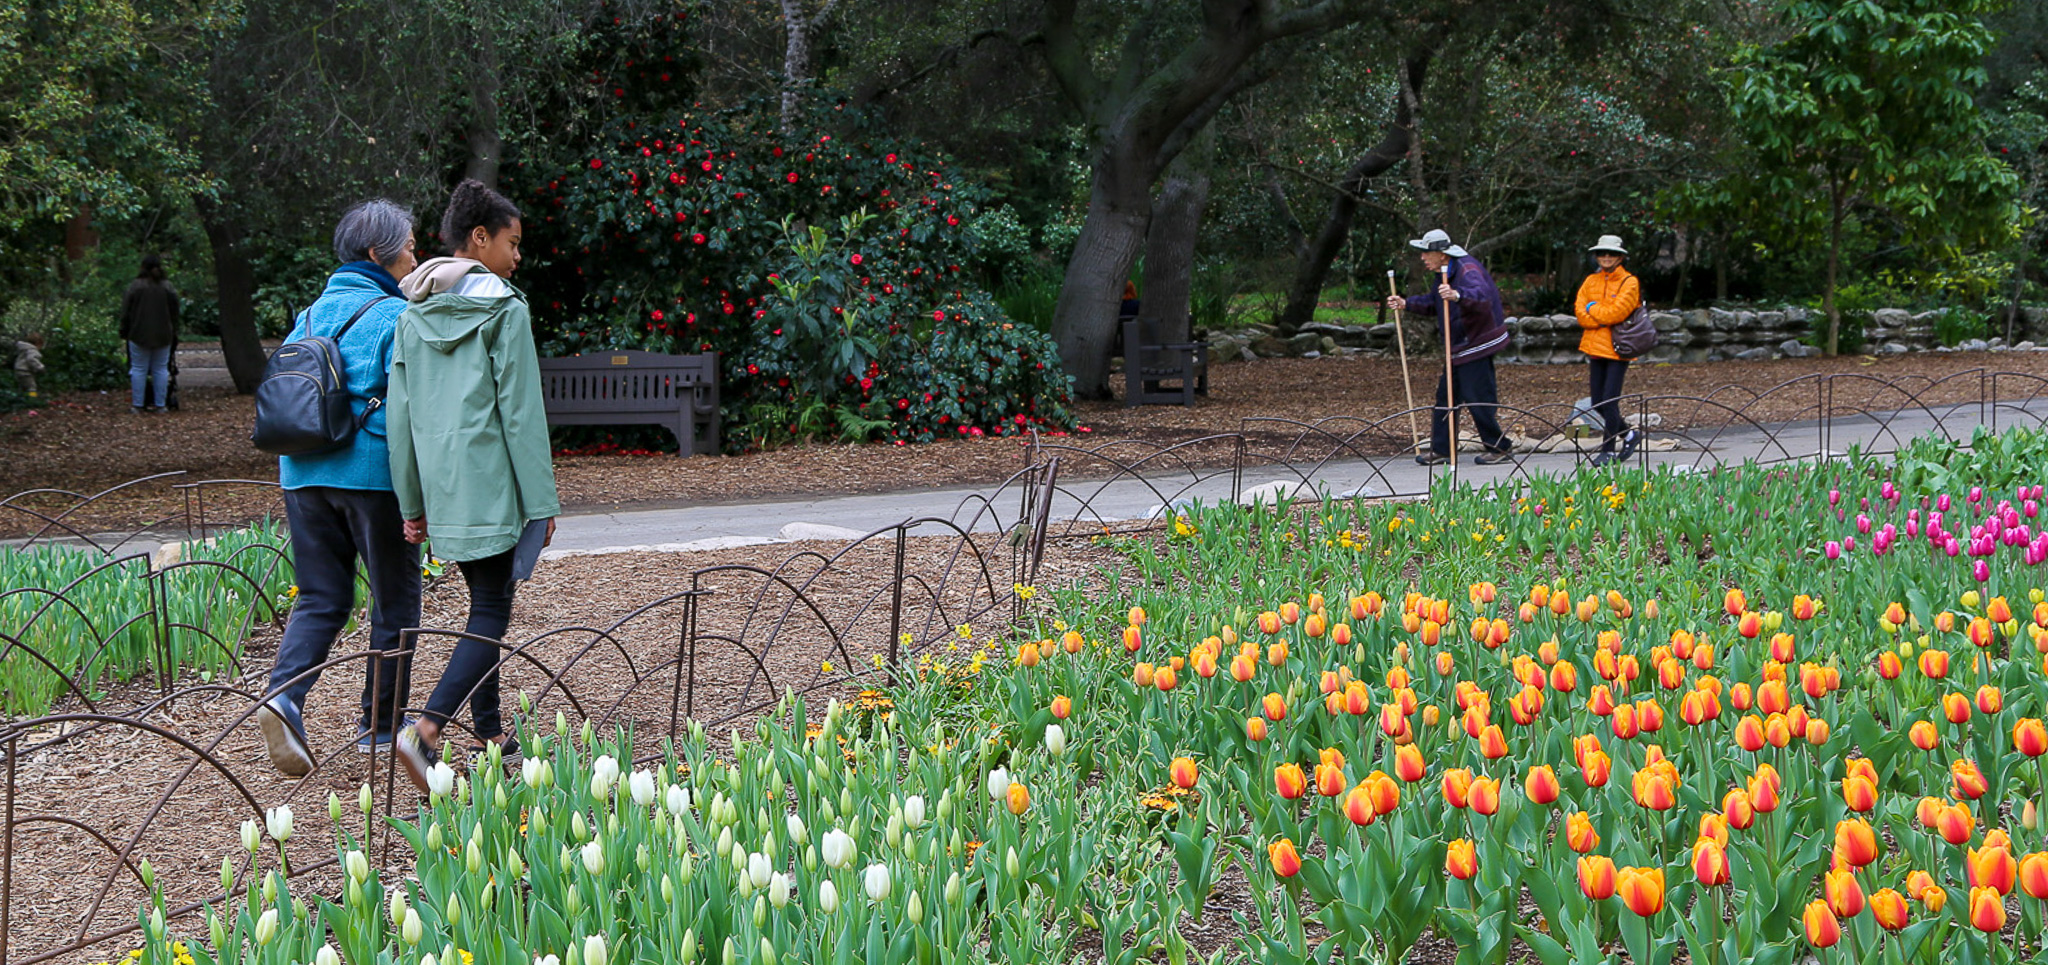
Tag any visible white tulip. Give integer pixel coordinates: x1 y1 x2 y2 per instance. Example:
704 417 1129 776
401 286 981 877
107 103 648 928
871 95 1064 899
863 862 892 901
388 888 407 928
630 770 658 808
748 851 772 888
786 813 807 843
903 795 926 829
265 805 293 843
252 908 278 946
345 849 370 884
316 945 342 965
420 956 438 965
401 907 423 945
592 755 621 799
666 784 692 815
769 871 791 908
986 767 1011 801
535 957 561 965
426 761 456 798
584 933 610 965
240 818 261 853
818 878 840 913
581 839 607 876
522 757 545 788
1044 723 1066 757
821 828 855 869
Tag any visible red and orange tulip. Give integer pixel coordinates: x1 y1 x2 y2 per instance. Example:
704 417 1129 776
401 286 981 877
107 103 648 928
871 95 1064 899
1525 764 1559 805
1824 867 1864 918
1268 838 1301 878
1803 900 1842 948
1445 839 1477 880
1577 855 1617 899
1970 885 2006 931
1169 756 1197 790
2020 852 2048 899
1692 838 1729 887
1566 811 1599 853
1616 866 1665 916
1835 818 1880 868
1274 763 1307 800
1870 888 1910 931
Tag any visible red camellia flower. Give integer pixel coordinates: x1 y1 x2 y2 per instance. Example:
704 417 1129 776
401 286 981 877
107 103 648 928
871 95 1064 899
588 158 603 170
650 310 663 321
786 172 798 183
850 253 863 265
691 233 707 245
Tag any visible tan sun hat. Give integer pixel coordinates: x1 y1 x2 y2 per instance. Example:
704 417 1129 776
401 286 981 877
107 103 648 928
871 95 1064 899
1588 235 1628 255
1408 228 1468 258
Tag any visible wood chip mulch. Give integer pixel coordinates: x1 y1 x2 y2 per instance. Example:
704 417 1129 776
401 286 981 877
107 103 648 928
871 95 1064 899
5 351 2046 540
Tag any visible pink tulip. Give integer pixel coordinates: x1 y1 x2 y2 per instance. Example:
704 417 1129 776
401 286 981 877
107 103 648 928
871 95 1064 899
1857 514 1872 534
1973 560 1991 583
1971 486 1984 503
1829 489 1842 507
2026 501 2038 519
1844 536 1857 553
1906 520 1919 538
1825 541 1843 561
1939 494 1953 512
1946 539 1962 558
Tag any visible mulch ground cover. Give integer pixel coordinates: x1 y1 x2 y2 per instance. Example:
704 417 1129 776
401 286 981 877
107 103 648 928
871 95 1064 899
6 350 2044 540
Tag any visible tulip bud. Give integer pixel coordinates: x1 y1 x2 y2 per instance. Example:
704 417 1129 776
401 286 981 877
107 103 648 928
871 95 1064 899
1044 724 1067 757
908 889 925 923
945 870 964 905
865 862 893 900
1007 846 1021 877
316 945 342 965
585 934 610 965
241 818 261 853
582 839 606 876
819 879 840 912
445 890 463 925
359 783 374 815
388 887 407 927
401 907 423 945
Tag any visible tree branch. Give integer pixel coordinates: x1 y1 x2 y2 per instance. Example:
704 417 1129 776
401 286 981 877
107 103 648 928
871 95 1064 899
1038 0 1101 118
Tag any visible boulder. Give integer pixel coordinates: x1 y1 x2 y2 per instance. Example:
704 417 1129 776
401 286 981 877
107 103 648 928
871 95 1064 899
1301 350 1322 359
1758 311 1787 327
1644 344 1683 364
1651 312 1684 332
1709 308 1742 332
1251 335 1290 357
1321 336 1340 354
1873 308 1913 328
1735 346 1774 361
1879 342 1910 356
1367 322 1399 342
2017 341 2039 352
1958 338 1990 353
1780 339 1819 359
1286 332 1322 355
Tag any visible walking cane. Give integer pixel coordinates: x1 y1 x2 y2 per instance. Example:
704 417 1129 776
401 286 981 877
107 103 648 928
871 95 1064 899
1441 264 1458 466
1386 270 1421 451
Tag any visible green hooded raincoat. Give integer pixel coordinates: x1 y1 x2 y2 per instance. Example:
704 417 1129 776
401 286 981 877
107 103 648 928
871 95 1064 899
387 258 560 562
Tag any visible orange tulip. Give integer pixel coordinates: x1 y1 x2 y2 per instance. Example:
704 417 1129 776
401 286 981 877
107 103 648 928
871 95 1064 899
1442 768 1474 809
1267 642 1289 666
1977 685 2003 715
1842 775 1877 814
1756 679 1790 715
1968 617 1995 649
1304 613 1325 638
1616 866 1665 916
1331 622 1352 647
1883 600 1908 626
1274 763 1307 800
1970 885 2006 931
1230 653 1256 683
1469 777 1502 816
1871 887 1910 931
1737 611 1763 638
1244 716 1268 742
1342 786 1377 827
1722 788 1756 830
1581 751 1612 788
1478 725 1509 759
1824 867 1864 919
1445 839 1478 880
1724 587 1747 616
1396 744 1427 783
1944 692 1973 724
1262 693 1287 721
1566 811 1599 853
1938 802 1976 845
1314 762 1349 798
1953 759 1989 800
1364 770 1401 814
1524 764 1560 805
1007 781 1031 815
1969 843 2017 896
2016 718 2048 757
1610 703 1639 740
1920 648 1951 679
2020 852 2048 899
1698 813 1730 849
1192 650 1217 678
1836 818 1880 868
1577 854 1617 899
1576 596 1600 623
1803 899 1842 948
1910 719 1940 750
1153 664 1178 692
1749 765 1782 814
1169 756 1198 790
1632 769 1677 811
1258 610 1282 634
1268 838 1302 878
1693 838 1730 887
1877 651 1903 679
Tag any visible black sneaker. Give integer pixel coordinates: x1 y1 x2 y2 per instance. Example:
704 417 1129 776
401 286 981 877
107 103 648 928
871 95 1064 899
394 725 441 794
1615 428 1642 461
1415 452 1449 466
257 696 315 777
1473 449 1515 466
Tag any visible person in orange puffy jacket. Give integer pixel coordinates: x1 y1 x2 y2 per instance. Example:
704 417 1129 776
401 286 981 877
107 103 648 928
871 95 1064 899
1575 235 1641 465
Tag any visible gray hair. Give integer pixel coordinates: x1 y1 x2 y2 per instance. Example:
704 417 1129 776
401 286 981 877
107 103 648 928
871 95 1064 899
333 199 414 267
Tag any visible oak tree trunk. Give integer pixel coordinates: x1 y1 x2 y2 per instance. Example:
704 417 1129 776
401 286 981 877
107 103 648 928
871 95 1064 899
1144 172 1211 343
1824 180 1844 356
1052 182 1150 398
197 199 269 393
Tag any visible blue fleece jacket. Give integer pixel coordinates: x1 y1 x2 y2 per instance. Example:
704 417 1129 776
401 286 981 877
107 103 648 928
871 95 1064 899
278 265 406 491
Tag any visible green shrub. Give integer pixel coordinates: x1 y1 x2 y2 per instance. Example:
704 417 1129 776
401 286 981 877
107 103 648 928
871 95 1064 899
1 299 125 406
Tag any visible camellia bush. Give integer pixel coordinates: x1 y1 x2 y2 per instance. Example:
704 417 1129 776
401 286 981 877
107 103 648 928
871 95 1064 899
132 430 2048 965
517 103 1075 449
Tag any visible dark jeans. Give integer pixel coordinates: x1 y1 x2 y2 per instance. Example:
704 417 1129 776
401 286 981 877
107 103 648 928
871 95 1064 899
1588 356 1631 447
1430 355 1509 457
269 487 421 735
423 549 517 739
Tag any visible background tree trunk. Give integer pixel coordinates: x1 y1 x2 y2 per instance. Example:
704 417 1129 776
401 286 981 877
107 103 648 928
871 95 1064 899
1143 172 1210 343
1275 52 1428 336
1824 180 1844 355
462 14 504 190
1052 183 1150 398
196 199 269 393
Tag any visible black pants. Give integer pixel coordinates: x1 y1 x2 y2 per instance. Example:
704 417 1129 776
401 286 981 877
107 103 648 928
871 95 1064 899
1431 355 1509 457
269 487 421 735
1588 357 1631 447
423 548 517 739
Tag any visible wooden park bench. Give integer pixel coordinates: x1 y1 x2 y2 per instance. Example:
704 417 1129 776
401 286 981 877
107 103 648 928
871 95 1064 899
537 350 720 456
1123 316 1208 407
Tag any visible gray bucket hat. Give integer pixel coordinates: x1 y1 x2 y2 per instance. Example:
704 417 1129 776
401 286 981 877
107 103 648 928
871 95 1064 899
1408 229 1468 258
1588 234 1628 255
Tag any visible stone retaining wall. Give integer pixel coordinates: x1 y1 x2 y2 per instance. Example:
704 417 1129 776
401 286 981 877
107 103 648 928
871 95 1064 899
1205 306 2048 363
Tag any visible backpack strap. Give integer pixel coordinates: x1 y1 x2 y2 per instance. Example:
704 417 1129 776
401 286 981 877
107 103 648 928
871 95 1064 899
330 295 396 341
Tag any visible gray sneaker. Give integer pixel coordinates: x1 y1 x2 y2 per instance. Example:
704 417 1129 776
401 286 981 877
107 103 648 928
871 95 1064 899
257 696 315 777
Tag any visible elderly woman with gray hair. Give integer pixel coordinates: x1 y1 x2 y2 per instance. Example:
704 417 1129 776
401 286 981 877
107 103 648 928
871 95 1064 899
254 199 425 777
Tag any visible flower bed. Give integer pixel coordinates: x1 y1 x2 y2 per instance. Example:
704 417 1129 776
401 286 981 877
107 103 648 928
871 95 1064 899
125 429 2048 964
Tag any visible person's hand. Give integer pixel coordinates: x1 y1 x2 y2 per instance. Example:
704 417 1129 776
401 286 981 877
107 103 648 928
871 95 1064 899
403 517 428 544
1385 295 1406 311
1437 282 1460 302
544 517 557 547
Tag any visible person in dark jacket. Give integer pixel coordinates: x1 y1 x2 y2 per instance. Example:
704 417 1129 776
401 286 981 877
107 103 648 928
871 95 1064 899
1386 229 1513 465
254 199 423 777
120 255 179 413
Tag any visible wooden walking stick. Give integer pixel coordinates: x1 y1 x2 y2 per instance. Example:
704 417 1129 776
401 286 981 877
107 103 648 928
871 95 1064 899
1441 264 1458 465
1386 269 1421 451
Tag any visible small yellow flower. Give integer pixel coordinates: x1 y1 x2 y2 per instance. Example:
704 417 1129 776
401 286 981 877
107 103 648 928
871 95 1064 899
820 660 835 673
956 623 974 639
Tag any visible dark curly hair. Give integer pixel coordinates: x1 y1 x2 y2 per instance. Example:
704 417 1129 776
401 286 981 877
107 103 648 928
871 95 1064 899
439 179 521 254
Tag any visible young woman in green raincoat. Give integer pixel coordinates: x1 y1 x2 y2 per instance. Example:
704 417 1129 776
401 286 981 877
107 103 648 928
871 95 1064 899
389 179 560 789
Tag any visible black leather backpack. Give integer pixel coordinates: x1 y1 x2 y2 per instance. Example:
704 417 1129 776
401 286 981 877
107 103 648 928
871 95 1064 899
251 296 394 456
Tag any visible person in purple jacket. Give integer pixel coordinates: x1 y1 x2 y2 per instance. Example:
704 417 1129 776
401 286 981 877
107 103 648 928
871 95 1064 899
1385 229 1514 465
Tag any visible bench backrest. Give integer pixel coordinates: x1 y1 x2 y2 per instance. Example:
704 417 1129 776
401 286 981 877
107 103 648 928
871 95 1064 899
539 350 715 414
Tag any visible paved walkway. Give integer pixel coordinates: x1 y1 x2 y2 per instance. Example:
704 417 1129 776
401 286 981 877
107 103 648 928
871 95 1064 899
542 396 2048 556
